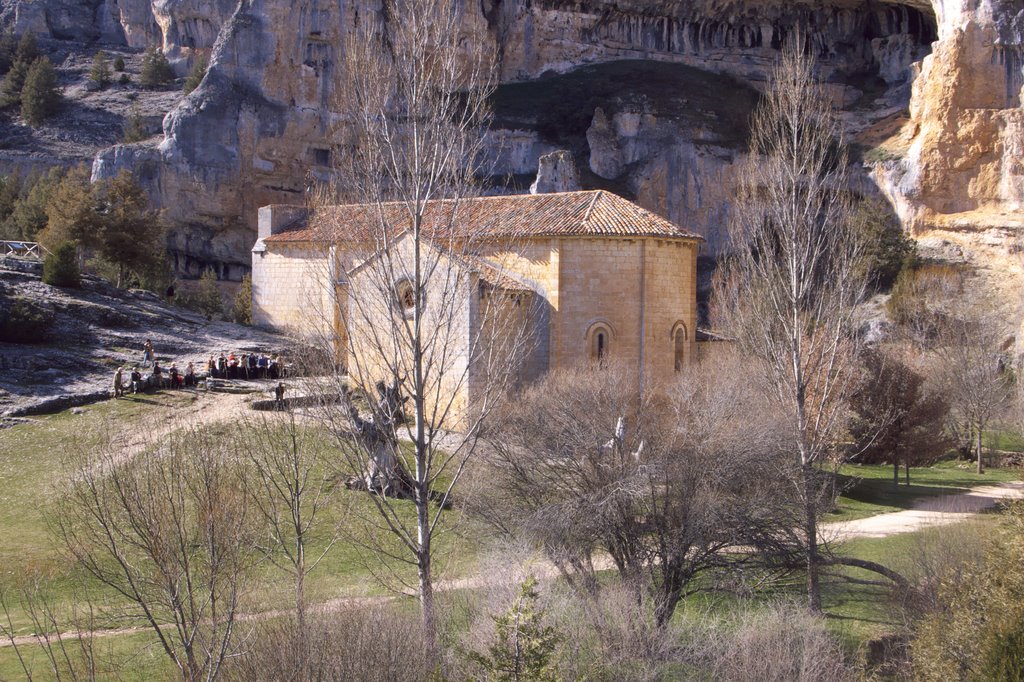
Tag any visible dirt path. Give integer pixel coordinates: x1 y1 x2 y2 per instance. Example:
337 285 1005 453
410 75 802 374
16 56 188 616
98 389 255 468
824 481 1024 540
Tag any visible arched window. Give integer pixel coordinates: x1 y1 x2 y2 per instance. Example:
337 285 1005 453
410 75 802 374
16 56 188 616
585 321 614 365
393 278 417 319
672 322 688 371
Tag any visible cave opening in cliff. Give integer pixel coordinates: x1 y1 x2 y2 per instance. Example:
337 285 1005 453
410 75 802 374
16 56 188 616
864 4 938 45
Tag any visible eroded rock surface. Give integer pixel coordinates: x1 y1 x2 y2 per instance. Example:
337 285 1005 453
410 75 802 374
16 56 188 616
0 257 286 416
3 0 1023 284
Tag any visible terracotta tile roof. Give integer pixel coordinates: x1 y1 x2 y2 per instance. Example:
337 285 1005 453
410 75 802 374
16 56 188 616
262 190 702 243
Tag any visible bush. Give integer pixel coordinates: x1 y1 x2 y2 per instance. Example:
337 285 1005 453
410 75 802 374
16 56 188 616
15 33 39 65
0 31 15 75
21 57 61 126
113 55 125 72
139 47 173 88
88 50 112 89
0 296 53 343
121 103 146 143
42 242 80 288
913 503 1024 681
467 576 561 681
695 603 852 682
231 273 252 325
224 605 432 681
182 56 207 95
118 72 130 85
179 268 223 319
854 198 916 292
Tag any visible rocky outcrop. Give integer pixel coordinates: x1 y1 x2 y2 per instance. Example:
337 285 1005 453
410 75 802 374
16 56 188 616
19 0 1023 275
873 0 1024 234
530 150 581 194
0 0 233 66
108 0 938 273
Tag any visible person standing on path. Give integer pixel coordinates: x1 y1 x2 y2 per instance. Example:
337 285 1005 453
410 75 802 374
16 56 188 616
113 367 124 398
142 339 155 368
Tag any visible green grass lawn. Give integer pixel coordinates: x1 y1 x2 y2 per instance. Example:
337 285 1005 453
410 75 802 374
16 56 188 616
826 461 1021 523
3 395 1019 677
0 392 481 673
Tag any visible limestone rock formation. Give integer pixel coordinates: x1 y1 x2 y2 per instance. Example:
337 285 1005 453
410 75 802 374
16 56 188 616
874 0 1024 236
530 150 580 194
5 0 1023 282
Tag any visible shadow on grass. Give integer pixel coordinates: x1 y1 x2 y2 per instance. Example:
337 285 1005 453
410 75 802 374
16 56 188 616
836 474 966 512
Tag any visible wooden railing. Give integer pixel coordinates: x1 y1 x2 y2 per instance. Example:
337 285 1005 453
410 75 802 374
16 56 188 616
0 240 51 261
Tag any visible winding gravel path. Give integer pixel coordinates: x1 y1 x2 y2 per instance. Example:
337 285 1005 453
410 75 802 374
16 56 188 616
824 481 1024 540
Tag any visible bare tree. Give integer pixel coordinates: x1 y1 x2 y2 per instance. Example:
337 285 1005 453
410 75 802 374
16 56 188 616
234 412 340 675
0 578 99 682
300 0 528 647
713 40 869 612
932 306 1012 474
53 428 256 681
472 357 793 628
889 265 1012 472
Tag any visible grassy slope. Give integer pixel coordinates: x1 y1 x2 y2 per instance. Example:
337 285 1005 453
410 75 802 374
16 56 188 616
2 394 1020 673
0 393 471 655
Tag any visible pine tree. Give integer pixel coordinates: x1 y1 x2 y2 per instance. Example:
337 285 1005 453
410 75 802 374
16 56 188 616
0 59 28 108
193 268 223 319
182 56 207 95
468 577 561 682
21 57 61 126
89 50 112 89
96 170 165 287
121 102 147 143
39 165 97 249
15 33 39 65
0 31 16 75
7 168 62 241
113 55 125 72
139 47 174 89
231 273 252 325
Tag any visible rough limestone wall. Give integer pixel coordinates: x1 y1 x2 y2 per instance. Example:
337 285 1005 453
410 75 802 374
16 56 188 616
86 0 940 272
878 0 1024 231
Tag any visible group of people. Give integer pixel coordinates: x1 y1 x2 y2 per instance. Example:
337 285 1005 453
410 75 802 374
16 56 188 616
113 360 197 397
111 340 285 398
206 352 284 380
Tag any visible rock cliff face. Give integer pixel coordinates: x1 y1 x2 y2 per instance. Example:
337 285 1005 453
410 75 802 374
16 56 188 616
7 0 1022 281
88 0 939 275
874 0 1024 237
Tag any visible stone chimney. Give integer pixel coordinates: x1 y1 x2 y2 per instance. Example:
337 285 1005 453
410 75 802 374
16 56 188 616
530 150 581 194
257 205 309 241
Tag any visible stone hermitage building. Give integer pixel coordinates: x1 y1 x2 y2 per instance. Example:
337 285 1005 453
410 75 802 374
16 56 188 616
251 190 703 406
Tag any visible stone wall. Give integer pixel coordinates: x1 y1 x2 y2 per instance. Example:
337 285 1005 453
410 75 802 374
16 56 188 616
551 236 698 380
251 242 333 334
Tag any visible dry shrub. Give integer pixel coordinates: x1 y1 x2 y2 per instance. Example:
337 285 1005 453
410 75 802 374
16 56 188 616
547 583 689 681
693 602 852 682
891 518 988 622
225 603 432 682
